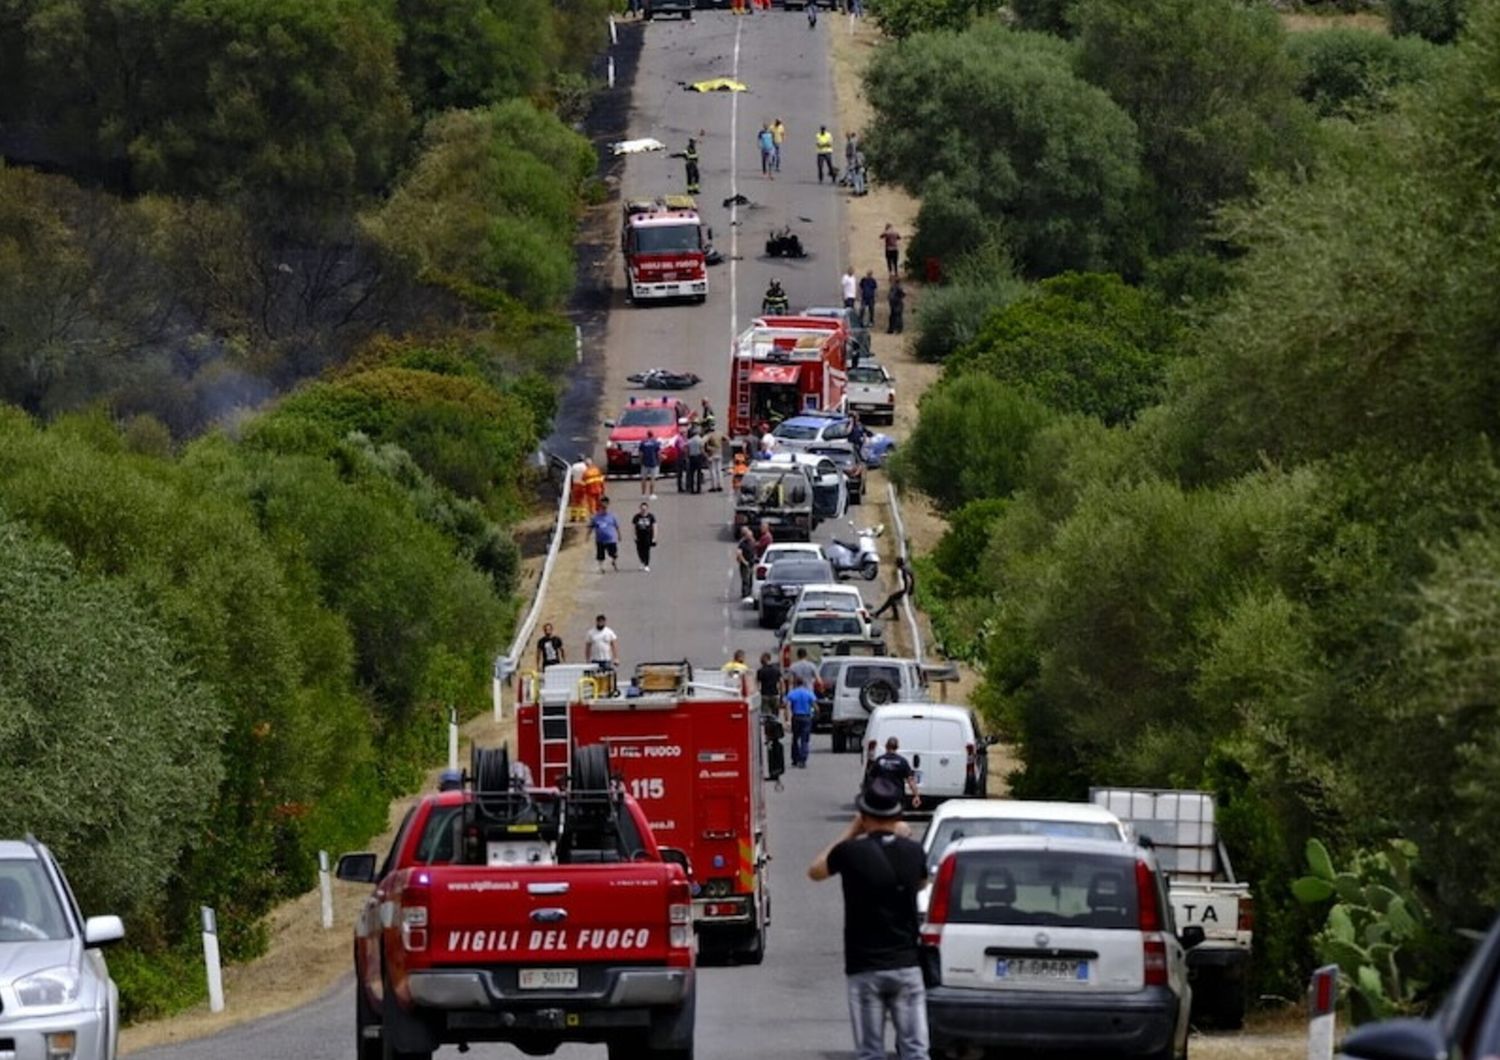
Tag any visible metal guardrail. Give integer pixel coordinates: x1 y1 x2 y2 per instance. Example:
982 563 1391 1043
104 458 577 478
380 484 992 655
885 480 924 663
494 451 574 719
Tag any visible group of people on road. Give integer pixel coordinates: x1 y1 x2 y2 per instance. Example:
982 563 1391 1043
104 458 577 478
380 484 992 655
586 496 661 573
843 257 905 333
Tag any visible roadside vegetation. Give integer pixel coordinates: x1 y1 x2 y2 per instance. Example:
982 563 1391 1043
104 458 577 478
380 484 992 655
873 0 1500 1014
0 0 608 1020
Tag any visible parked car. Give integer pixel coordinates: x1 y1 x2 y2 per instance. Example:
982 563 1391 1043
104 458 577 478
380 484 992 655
758 557 837 628
816 655 930 752
771 413 855 451
0 837 125 1060
920 835 1200 1060
735 464 816 541
604 397 693 475
863 703 989 803
756 452 848 520
750 542 827 607
845 362 896 425
776 608 885 669
784 583 870 623
1339 911 1500 1060
806 442 867 504
917 800 1130 916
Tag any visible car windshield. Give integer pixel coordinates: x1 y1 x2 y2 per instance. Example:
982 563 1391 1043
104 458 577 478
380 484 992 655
927 819 1124 864
794 614 863 636
798 591 860 612
0 858 71 941
848 366 886 384
946 850 1141 929
810 447 858 467
619 407 676 428
774 422 820 440
843 663 901 689
633 225 700 254
770 562 833 584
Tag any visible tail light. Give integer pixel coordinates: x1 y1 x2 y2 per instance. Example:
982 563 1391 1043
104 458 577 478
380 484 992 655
1136 859 1166 985
401 872 431 952
919 853 958 947
668 878 694 961
781 646 791 668
964 742 977 784
756 564 767 578
1238 896 1255 934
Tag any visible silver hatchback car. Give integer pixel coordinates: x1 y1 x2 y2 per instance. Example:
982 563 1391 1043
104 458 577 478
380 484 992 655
0 838 124 1060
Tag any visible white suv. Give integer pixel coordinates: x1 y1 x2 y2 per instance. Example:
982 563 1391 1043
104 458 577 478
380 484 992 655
0 838 125 1060
921 835 1199 1060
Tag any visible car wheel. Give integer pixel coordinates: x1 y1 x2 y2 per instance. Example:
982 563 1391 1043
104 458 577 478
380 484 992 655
356 977 382 1060
832 728 846 753
859 559 879 581
737 924 766 965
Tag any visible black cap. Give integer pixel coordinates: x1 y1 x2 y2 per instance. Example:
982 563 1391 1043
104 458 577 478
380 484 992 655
856 776 904 819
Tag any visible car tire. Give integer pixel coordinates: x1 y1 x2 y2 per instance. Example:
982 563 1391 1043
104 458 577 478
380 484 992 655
832 728 846 753
737 924 766 965
859 559 879 581
381 965 434 1060
860 679 898 712
356 976 382 1060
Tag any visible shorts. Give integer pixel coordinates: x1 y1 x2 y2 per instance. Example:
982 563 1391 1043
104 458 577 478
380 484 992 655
642 463 659 480
596 540 619 562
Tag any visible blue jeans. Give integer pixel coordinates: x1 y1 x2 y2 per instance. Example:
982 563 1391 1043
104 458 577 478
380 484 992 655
846 966 929 1060
791 715 812 765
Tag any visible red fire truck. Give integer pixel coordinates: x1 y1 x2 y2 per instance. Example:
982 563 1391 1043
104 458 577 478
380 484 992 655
622 196 708 303
516 662 771 964
727 315 850 446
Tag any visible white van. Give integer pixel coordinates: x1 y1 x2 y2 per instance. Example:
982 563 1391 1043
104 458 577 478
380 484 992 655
863 703 987 802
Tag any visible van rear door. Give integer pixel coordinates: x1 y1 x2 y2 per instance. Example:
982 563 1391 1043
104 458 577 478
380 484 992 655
921 717 969 796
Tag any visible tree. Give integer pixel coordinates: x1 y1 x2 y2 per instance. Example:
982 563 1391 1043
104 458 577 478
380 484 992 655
1287 28 1442 119
863 23 1142 276
1076 0 1311 250
395 0 554 114
867 0 1003 38
1389 0 1467 42
949 272 1180 424
1012 0 1079 35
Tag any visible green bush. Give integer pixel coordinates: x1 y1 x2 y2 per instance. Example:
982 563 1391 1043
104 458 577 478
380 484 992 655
1012 0 1080 35
868 0 1003 38
1389 0 1466 42
1288 29 1442 118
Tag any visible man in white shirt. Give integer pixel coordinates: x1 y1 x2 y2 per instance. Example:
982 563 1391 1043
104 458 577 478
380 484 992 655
585 613 619 671
841 267 857 310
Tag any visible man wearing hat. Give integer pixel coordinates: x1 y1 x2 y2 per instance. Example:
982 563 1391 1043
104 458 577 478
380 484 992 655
808 777 930 1060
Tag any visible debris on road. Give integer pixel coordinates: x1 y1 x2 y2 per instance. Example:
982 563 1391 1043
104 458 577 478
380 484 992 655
683 77 748 93
611 137 667 155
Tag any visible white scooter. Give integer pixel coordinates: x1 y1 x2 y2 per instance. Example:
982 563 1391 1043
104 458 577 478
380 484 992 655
827 523 883 581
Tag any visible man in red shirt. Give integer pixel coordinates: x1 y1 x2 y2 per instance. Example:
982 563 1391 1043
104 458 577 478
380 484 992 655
755 521 775 557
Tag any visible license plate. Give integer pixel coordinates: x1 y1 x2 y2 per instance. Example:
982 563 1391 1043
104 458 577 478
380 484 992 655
996 958 1089 982
519 968 579 990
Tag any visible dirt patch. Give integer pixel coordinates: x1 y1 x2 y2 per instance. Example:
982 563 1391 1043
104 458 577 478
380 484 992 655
1281 10 1387 31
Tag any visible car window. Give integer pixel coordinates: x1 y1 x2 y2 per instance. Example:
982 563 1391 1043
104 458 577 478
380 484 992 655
794 615 863 636
819 661 842 686
844 664 901 689
0 858 72 941
415 805 466 864
619 407 676 427
633 225 701 254
824 421 851 440
774 423 819 440
815 459 839 477
927 819 1125 863
848 367 885 384
799 590 859 612
771 562 833 583
947 850 1141 930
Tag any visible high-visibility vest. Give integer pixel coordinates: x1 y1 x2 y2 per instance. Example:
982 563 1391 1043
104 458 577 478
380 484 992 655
685 145 698 162
816 131 833 154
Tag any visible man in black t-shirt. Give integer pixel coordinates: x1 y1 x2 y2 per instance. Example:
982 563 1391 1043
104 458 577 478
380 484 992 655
866 736 922 808
631 502 657 572
535 622 565 670
808 777 930 1060
755 652 782 715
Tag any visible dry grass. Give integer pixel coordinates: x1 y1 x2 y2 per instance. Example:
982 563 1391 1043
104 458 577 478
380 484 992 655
1281 10 1387 32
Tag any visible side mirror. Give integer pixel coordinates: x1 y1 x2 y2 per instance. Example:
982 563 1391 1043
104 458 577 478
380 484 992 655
659 847 693 876
1179 925 1206 950
1339 1019 1448 1060
603 419 617 429
84 915 125 947
336 852 378 884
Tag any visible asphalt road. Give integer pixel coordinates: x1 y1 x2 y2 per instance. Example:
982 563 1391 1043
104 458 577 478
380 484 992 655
134 10 886 1060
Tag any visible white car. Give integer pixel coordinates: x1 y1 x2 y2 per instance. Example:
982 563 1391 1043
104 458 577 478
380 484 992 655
921 835 1199 1060
917 799 1129 916
751 543 827 606
0 838 125 1060
756 452 848 520
783 583 871 624
863 703 988 803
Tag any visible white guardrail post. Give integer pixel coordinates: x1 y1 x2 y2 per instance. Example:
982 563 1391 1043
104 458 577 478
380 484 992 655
884 481 924 663
318 850 334 929
201 906 225 1013
1308 964 1339 1060
608 15 617 45
447 706 459 771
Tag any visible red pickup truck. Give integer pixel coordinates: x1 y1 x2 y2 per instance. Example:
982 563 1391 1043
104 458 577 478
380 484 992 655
336 745 696 1060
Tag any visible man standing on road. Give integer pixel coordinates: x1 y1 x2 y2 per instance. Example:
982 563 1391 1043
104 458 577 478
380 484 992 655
632 501 657 572
787 646 821 698
755 520 775 558
817 126 836 184
808 777 930 1060
858 270 878 328
844 132 859 184
847 413 869 458
684 428 706 494
872 556 915 618
841 266 858 311
585 614 619 672
536 622 565 670
784 675 817 768
735 526 758 603
867 737 922 808
639 430 661 498
880 224 902 276
887 277 906 335
756 651 782 715
771 118 786 172
704 432 723 492
758 124 776 179
680 137 701 195
589 496 621 573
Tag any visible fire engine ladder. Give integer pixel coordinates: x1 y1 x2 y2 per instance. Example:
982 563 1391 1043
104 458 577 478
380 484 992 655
733 356 752 437
537 669 577 788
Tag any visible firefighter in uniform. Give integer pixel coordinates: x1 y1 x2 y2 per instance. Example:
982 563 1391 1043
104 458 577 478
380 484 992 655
581 458 606 515
680 137 700 195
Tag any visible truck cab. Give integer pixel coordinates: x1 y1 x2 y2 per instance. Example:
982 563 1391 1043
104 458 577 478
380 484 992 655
622 197 707 302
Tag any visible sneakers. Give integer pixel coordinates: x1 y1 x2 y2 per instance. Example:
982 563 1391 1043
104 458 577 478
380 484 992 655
650 492 658 499
643 565 651 573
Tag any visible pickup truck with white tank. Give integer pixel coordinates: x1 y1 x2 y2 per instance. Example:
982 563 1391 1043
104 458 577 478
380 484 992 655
1091 787 1254 1029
